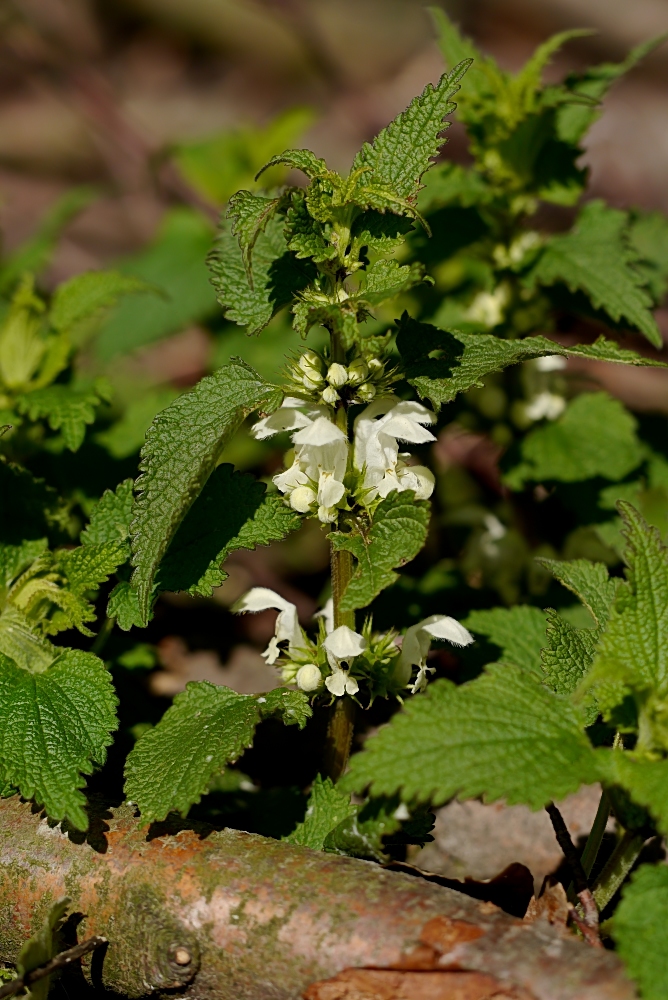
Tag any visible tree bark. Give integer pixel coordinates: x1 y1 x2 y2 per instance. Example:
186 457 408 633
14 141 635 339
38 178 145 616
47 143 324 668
0 798 635 1000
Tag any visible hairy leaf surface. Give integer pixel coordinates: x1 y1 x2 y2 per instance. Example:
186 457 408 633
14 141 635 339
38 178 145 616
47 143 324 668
613 863 668 1000
343 664 598 809
352 62 470 201
539 558 616 628
529 201 661 347
284 775 356 850
227 190 284 281
0 649 117 830
157 465 301 596
49 270 157 335
130 361 281 619
329 491 430 611
463 605 547 674
16 382 110 451
81 479 133 548
125 682 310 824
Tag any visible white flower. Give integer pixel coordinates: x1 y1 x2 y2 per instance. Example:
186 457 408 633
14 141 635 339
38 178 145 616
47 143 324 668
321 385 340 405
289 485 317 513
480 513 506 558
325 668 359 697
354 397 436 501
233 588 306 665
298 350 325 389
395 614 474 693
347 358 368 385
296 663 322 692
251 397 321 441
322 624 366 698
356 382 376 401
326 363 348 387
322 625 367 668
534 354 566 373
466 284 509 327
525 391 566 421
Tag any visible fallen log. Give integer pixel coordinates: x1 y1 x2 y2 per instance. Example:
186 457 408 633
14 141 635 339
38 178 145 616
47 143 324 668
0 797 635 1000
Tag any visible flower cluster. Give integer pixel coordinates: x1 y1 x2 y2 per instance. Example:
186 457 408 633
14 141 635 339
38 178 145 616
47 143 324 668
233 588 474 700
253 392 437 522
285 349 395 406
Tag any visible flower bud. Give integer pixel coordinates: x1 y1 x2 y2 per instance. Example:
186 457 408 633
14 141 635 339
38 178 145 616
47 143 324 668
326 363 348 387
367 358 385 378
289 486 317 512
296 663 322 692
347 357 368 385
302 375 323 391
321 385 340 405
299 350 324 376
356 382 376 401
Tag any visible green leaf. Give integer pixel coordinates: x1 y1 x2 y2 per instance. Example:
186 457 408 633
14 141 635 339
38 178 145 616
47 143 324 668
323 797 404 861
284 775 357 850
358 260 426 306
419 162 493 212
343 663 599 809
430 7 496 111
17 898 70 1000
227 190 284 282
124 682 311 824
208 212 313 336
256 148 332 181
60 541 127 596
16 381 110 451
503 393 641 490
0 649 117 830
94 208 218 361
557 36 666 146
396 314 564 411
603 752 668 836
529 201 662 348
285 193 335 263
629 209 668 305
0 538 47 589
130 360 281 620
156 465 301 597
352 61 471 201
81 479 134 547
106 581 144 632
0 605 56 673
538 558 616 628
613 862 668 1000
542 609 599 704
565 335 668 367
351 210 415 254
463 605 547 674
329 491 430 611
49 270 158 336
584 503 668 710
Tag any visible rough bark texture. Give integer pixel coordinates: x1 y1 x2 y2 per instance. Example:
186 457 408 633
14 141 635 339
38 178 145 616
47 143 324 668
0 798 636 1000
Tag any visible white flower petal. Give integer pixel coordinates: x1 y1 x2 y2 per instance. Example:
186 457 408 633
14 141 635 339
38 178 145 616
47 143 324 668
323 625 367 668
344 674 359 696
325 668 347 697
421 614 474 648
273 461 308 494
317 505 338 523
401 465 435 500
535 354 566 372
293 416 346 447
318 473 345 509
233 587 294 615
327 363 348 387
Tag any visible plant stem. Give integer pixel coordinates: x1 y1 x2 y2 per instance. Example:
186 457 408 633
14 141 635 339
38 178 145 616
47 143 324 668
592 830 647 913
545 801 600 942
91 615 114 657
323 325 356 781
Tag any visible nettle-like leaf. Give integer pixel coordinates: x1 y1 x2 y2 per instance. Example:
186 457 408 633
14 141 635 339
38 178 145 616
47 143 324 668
49 270 158 336
503 392 641 490
284 775 356 850
0 605 56 673
329 491 430 612
629 209 668 305
529 201 662 348
16 380 112 451
17 898 71 1000
351 211 415 255
124 681 311 824
285 193 335 263
156 464 300 598
80 479 134 548
106 581 144 632
352 61 471 202
613 863 668 1000
603 753 668 837
130 360 282 620
207 213 313 336
343 663 599 810
357 260 426 307
226 190 284 282
396 315 663 413
0 649 117 830
584 503 668 716
539 558 616 629
463 605 547 675
256 148 332 181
